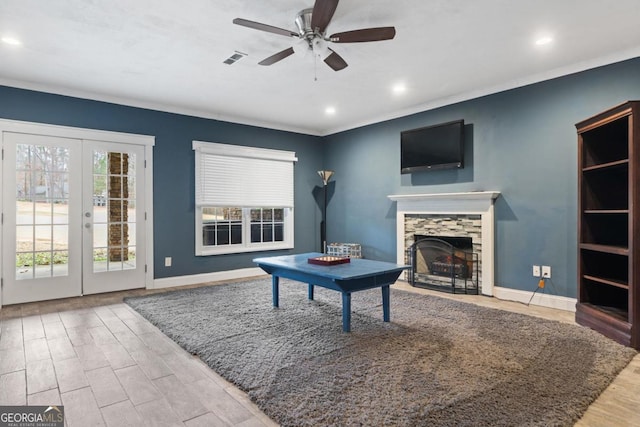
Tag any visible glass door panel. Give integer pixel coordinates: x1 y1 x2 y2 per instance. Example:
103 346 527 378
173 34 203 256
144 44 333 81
2 133 81 304
82 141 145 294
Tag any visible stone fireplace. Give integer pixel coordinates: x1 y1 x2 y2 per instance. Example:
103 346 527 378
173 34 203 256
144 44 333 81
388 191 500 296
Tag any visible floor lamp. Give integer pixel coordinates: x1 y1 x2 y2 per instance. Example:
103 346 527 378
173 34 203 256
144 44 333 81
318 170 334 253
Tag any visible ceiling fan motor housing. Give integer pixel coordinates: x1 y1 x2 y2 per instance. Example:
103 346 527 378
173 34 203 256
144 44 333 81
295 8 319 43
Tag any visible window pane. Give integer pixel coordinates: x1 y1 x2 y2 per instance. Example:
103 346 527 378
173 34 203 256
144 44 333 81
16 144 31 172
35 225 52 251
16 171 32 200
127 176 136 200
127 155 136 176
108 152 123 175
251 224 261 243
35 201 53 224
34 252 52 278
109 200 123 222
94 151 107 174
52 251 69 277
52 225 68 250
274 209 284 221
16 254 34 280
109 223 123 246
93 175 107 206
108 246 122 262
217 225 229 245
94 249 108 273
123 247 136 270
109 176 122 198
127 200 136 222
16 225 33 252
16 200 34 225
51 172 68 199
127 222 136 246
262 225 273 242
203 225 215 246
94 223 108 249
231 224 242 244
52 201 69 224
202 207 217 223
227 208 242 221
274 224 284 241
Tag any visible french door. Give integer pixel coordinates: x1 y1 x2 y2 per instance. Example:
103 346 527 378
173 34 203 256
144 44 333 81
82 140 145 295
2 132 147 304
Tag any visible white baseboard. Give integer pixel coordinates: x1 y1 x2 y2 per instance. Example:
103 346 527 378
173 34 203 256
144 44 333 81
493 286 577 312
152 267 267 289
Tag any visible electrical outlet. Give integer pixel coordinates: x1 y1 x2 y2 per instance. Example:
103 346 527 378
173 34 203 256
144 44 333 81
165 257 172 267
542 265 551 278
533 265 541 277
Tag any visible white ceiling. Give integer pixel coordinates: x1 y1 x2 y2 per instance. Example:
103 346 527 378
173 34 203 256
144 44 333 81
1 1 639 136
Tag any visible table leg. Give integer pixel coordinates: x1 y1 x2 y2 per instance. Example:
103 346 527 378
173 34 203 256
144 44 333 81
272 275 279 308
308 284 314 300
342 292 352 332
382 285 390 322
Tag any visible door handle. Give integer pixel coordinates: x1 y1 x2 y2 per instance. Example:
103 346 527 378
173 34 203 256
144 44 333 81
85 223 91 229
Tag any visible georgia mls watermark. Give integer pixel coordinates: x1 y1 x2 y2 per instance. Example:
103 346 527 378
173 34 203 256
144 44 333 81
0 406 64 427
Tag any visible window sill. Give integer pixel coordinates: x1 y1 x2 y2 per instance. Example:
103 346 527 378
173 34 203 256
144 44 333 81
196 242 293 256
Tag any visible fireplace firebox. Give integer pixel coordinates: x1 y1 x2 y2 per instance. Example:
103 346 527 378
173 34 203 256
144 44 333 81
405 236 479 294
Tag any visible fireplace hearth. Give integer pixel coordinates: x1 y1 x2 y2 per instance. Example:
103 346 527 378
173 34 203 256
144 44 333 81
406 236 479 294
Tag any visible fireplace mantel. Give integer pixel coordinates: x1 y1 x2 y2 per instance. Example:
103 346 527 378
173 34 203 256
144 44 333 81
388 191 500 212
388 191 500 296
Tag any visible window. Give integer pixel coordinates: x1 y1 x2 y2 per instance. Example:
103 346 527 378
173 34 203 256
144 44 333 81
193 141 297 255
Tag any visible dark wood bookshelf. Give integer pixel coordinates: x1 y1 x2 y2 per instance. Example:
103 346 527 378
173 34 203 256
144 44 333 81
576 100 640 349
583 209 629 214
582 159 629 172
579 243 629 256
582 275 629 290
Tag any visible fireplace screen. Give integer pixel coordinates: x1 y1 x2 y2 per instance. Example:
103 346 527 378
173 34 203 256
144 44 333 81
406 237 478 294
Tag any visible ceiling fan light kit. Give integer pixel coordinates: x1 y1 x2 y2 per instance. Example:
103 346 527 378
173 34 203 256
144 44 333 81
233 0 396 71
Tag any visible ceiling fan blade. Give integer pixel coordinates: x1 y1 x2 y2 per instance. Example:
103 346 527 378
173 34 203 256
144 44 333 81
324 48 348 71
330 27 396 43
233 18 299 38
311 0 339 33
259 47 295 66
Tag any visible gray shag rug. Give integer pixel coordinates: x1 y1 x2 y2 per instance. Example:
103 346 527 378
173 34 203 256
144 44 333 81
125 279 636 427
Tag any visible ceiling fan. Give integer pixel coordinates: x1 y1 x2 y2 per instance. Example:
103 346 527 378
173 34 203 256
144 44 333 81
233 0 396 71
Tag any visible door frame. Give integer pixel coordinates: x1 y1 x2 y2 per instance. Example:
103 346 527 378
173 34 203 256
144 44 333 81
0 118 155 307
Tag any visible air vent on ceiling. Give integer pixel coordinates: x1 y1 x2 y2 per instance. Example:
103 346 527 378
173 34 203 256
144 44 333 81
223 51 248 65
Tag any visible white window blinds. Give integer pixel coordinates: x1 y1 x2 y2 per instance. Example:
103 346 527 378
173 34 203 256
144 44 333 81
193 141 297 207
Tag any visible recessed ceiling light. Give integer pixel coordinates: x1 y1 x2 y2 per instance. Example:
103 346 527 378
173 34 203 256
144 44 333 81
534 36 553 46
392 83 407 95
325 106 336 115
1 36 22 46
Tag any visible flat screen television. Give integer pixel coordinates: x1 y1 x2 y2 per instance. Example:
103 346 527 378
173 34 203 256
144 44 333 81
400 119 464 173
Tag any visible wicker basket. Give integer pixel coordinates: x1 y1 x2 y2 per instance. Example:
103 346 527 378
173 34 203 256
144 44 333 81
327 243 362 259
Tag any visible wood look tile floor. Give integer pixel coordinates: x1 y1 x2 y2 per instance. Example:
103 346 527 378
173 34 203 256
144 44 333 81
1 278 638 427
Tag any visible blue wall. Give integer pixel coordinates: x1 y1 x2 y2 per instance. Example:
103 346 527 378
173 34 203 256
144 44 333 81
0 86 324 278
2 57 639 296
323 57 640 297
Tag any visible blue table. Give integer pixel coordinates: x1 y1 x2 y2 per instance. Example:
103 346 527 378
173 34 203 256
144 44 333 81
253 252 410 332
